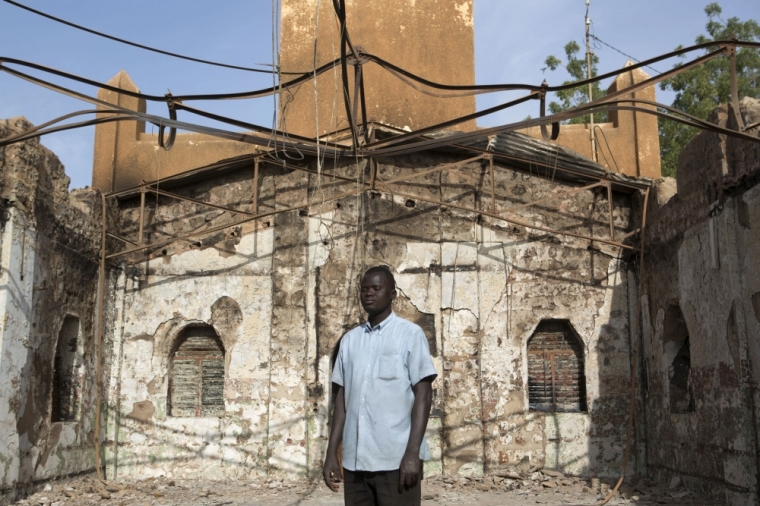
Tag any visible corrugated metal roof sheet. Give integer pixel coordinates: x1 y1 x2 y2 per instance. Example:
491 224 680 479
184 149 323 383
450 130 651 192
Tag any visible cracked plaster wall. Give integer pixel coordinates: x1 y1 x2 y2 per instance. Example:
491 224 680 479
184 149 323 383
0 118 101 504
105 152 636 482
640 99 760 504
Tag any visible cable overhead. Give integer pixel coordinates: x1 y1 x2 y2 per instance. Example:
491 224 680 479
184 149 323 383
4 61 756 161
0 64 349 156
1 39 757 106
333 0 359 149
1 0 312 75
592 35 662 74
1 38 758 159
0 56 342 102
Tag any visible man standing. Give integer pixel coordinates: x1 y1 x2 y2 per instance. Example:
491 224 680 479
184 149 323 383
323 266 437 506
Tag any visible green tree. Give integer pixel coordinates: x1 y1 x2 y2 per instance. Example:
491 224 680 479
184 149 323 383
544 41 608 124
659 3 760 177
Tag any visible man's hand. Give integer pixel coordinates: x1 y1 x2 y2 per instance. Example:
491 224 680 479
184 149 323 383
323 455 343 492
398 450 421 493
399 377 433 492
323 385 346 492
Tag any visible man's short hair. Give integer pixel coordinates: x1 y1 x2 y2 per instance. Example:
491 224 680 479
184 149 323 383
362 266 396 290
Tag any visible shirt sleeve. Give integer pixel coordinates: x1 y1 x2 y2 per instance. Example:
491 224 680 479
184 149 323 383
331 337 345 387
408 327 438 386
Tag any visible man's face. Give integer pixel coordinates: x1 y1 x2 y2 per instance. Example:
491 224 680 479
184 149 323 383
359 272 396 315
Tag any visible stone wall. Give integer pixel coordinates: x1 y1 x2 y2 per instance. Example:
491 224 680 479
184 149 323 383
0 118 101 504
103 151 638 481
640 98 760 505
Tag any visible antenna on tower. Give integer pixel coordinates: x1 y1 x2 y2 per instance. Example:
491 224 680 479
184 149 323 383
585 0 598 163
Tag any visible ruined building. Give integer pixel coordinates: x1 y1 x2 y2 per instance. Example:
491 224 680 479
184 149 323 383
1 1 759 504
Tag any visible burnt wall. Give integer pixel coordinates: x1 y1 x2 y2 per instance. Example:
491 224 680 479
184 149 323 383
104 148 638 481
0 118 101 504
640 98 760 505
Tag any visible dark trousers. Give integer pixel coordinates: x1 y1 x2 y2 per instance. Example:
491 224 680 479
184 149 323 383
343 468 421 506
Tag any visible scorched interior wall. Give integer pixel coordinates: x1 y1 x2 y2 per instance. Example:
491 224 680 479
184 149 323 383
104 152 638 480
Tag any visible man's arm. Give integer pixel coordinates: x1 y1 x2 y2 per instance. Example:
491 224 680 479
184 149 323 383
323 384 346 492
399 376 434 492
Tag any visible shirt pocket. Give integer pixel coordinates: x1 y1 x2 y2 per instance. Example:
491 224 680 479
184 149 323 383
378 354 401 380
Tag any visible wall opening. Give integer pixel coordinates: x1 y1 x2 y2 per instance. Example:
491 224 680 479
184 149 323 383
527 319 587 413
51 315 82 422
663 305 694 413
168 325 225 417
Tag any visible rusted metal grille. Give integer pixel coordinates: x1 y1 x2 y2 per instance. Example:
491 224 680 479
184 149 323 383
51 316 80 422
169 326 225 417
528 322 587 413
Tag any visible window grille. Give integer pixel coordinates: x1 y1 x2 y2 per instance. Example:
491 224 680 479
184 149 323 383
528 320 587 413
169 326 225 417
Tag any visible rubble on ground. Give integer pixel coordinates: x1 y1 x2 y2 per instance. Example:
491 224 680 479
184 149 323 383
13 471 721 506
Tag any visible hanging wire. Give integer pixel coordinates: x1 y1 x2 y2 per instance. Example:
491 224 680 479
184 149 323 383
591 33 662 74
2 0 312 75
265 0 305 163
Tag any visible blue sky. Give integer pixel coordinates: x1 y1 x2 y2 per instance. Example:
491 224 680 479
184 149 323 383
0 0 757 189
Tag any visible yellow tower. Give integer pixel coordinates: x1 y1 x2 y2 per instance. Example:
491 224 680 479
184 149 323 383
278 0 477 138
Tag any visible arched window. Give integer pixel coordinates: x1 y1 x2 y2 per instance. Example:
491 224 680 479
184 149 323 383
663 306 694 413
527 320 587 413
169 325 225 417
51 316 82 422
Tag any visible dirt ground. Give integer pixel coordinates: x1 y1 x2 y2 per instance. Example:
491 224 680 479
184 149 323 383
14 472 722 506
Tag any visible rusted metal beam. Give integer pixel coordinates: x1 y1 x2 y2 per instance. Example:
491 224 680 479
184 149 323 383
619 228 640 240
500 181 603 215
107 153 638 261
253 160 259 216
383 165 609 228
151 187 254 217
386 188 637 250
105 153 261 198
106 185 369 260
607 181 615 240
381 155 485 185
107 232 139 246
359 63 370 145
368 127 378 190
599 185 651 506
449 143 647 192
138 188 146 245
488 155 496 212
728 43 746 132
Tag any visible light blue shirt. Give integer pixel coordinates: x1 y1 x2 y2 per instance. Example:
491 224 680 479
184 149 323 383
331 312 438 472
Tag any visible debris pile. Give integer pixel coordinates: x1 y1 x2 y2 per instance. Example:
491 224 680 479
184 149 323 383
12 472 720 506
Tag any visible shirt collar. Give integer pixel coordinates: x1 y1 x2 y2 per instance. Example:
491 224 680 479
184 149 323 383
364 311 396 332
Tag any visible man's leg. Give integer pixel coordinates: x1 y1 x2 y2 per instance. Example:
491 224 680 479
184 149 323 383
373 468 421 506
343 469 375 506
